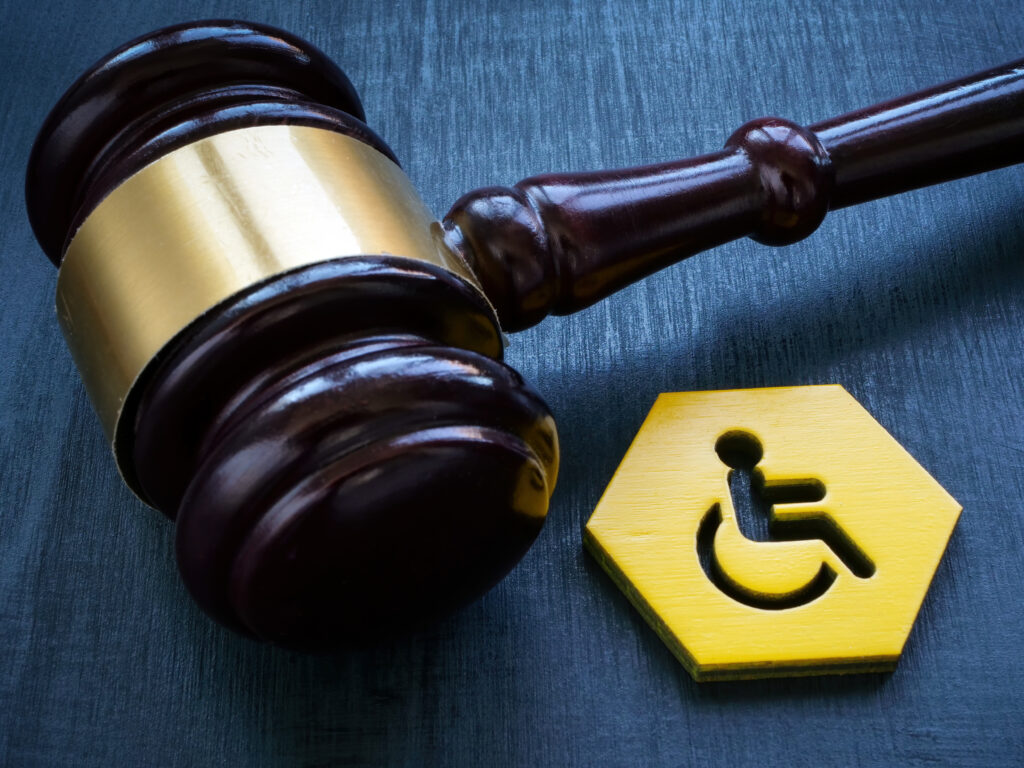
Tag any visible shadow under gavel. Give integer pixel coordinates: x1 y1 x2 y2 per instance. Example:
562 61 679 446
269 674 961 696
25 20 1024 648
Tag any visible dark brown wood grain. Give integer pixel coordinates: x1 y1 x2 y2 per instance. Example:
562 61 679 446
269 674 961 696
25 19 387 265
25 20 558 647
22 19 1024 650
134 257 556 646
444 61 1024 330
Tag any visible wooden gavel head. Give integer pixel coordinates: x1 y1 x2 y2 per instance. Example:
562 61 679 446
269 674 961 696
26 20 1024 647
26 20 558 647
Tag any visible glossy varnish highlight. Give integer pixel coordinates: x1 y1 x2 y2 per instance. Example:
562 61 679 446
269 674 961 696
26 20 558 646
23 19 1024 647
444 63 1024 329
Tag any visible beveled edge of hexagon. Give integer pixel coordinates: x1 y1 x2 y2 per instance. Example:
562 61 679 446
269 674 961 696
583 525 702 678
584 524 901 681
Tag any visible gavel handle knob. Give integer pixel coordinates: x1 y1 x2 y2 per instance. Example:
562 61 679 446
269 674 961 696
444 58 1024 331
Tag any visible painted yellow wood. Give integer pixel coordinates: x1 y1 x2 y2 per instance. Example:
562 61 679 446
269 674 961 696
584 385 961 681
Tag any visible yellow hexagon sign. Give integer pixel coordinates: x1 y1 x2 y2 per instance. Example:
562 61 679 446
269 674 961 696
584 385 961 681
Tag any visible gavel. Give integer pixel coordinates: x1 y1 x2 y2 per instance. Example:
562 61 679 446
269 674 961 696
26 20 1024 648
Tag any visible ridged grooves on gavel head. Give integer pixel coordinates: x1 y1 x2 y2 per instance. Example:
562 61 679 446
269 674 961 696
25 20 560 646
25 19 390 264
132 258 558 646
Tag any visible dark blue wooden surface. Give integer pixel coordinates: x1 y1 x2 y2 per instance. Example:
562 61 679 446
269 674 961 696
2 1 1023 765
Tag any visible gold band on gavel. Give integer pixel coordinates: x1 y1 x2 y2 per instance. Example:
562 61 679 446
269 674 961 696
57 125 480 453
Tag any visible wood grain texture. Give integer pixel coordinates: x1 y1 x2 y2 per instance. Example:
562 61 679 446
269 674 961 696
445 58 1024 331
584 385 961 681
2 0 1023 765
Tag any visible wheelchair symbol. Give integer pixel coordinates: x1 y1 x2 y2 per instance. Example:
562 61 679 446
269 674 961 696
697 430 875 609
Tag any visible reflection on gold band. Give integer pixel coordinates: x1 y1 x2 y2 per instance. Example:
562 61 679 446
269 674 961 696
57 125 479 449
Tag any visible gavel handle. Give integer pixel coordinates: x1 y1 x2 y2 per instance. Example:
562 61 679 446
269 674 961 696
816 60 1024 208
444 58 1024 331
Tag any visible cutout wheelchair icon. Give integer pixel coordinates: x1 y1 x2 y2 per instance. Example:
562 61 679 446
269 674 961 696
696 430 875 610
